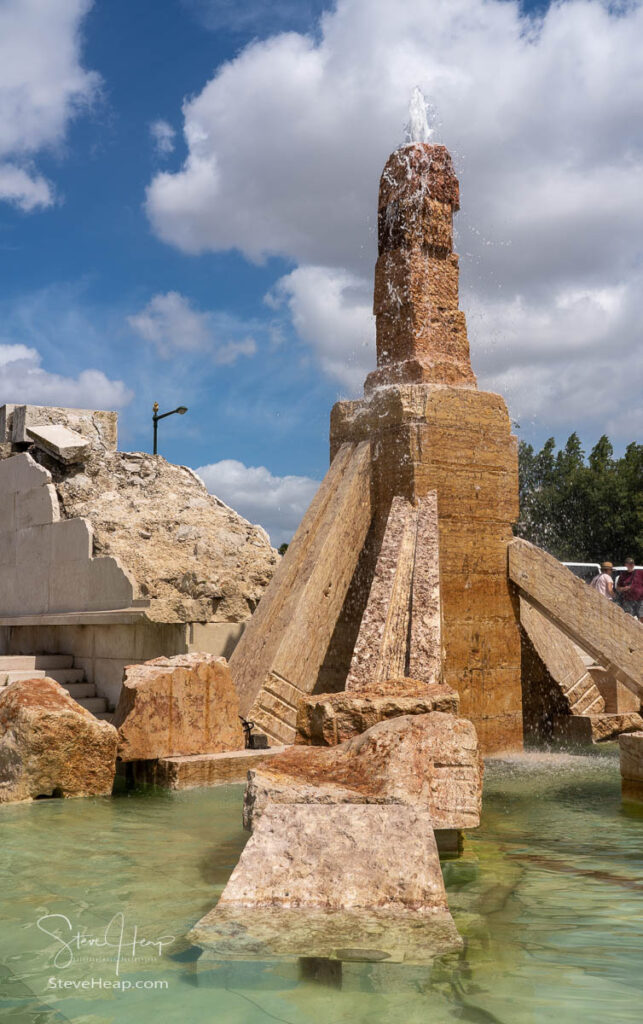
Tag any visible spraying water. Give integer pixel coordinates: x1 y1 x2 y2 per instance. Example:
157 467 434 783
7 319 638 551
405 86 433 144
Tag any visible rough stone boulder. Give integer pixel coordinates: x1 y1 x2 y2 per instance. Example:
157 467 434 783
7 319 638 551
0 678 117 802
47 450 278 623
113 653 244 761
619 730 643 802
245 712 482 831
296 678 459 746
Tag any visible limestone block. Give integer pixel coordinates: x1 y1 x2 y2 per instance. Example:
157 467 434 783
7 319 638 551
509 539 643 697
11 405 118 450
220 803 450 911
0 491 15 534
50 518 92 563
15 484 60 530
409 492 442 682
245 712 482 832
296 681 459 746
592 671 640 714
113 653 244 761
86 556 134 611
136 746 289 789
25 424 90 464
0 405 16 443
373 252 459 317
0 452 51 493
48 561 91 613
0 677 117 802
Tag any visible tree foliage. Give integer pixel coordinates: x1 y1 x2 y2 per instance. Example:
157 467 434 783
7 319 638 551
515 434 643 562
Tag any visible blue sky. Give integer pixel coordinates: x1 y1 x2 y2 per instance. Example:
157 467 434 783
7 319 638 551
1 0 641 543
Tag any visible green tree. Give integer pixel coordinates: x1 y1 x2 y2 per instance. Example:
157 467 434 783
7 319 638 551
515 434 643 563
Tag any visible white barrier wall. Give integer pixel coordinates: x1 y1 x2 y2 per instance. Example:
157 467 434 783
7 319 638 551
0 454 134 615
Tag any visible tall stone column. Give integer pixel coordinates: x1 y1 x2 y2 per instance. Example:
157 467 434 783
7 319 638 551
331 142 523 753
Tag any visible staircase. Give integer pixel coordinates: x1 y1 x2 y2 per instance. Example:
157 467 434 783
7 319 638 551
0 655 112 721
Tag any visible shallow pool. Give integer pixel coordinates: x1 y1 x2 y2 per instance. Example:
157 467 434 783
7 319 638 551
1 746 642 1023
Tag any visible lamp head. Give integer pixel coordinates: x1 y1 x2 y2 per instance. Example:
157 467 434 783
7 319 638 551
177 406 188 415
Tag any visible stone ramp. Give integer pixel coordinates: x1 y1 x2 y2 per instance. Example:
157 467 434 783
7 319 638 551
231 441 373 744
509 539 642 699
519 597 605 717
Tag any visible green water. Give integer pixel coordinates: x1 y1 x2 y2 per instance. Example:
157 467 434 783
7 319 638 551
1 748 642 1023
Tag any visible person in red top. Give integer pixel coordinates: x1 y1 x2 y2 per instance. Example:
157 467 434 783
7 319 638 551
615 557 643 621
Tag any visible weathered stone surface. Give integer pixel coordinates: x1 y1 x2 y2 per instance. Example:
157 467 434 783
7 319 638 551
592 669 640 714
25 424 90 464
296 680 458 746
365 143 476 392
245 712 482 831
409 492 442 683
9 405 118 450
220 803 450 911
552 712 643 746
51 451 278 623
113 653 244 761
0 677 117 802
509 539 643 697
234 442 373 743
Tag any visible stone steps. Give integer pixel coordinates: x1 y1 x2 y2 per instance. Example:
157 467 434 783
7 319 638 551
0 654 74 670
0 654 109 719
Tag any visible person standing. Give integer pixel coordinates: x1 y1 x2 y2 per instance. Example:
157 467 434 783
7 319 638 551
590 562 614 599
615 557 643 620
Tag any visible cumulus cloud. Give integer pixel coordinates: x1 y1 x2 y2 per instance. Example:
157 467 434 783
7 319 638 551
128 291 257 364
0 0 99 210
149 119 176 156
147 0 643 437
269 265 374 390
195 459 320 545
0 343 133 409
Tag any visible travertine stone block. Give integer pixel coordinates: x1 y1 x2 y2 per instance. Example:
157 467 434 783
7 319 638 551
113 653 244 761
619 731 643 802
219 803 450 911
297 681 459 746
11 405 118 450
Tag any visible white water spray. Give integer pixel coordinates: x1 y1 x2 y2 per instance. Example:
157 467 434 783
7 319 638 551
405 87 433 144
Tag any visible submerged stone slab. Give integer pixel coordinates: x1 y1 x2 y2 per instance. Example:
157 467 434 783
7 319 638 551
191 904 462 966
221 802 450 910
113 653 244 761
296 679 458 746
245 712 482 831
26 424 90 464
0 677 117 802
131 746 289 789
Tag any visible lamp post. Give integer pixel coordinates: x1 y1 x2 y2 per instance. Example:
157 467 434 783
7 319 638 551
152 402 188 455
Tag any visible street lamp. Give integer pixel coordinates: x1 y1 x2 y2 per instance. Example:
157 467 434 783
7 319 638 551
152 402 188 455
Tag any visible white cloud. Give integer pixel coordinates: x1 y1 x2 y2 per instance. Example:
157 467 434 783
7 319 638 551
128 291 258 364
270 265 374 391
149 119 176 156
0 343 133 409
195 458 320 545
0 0 99 210
146 0 643 438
